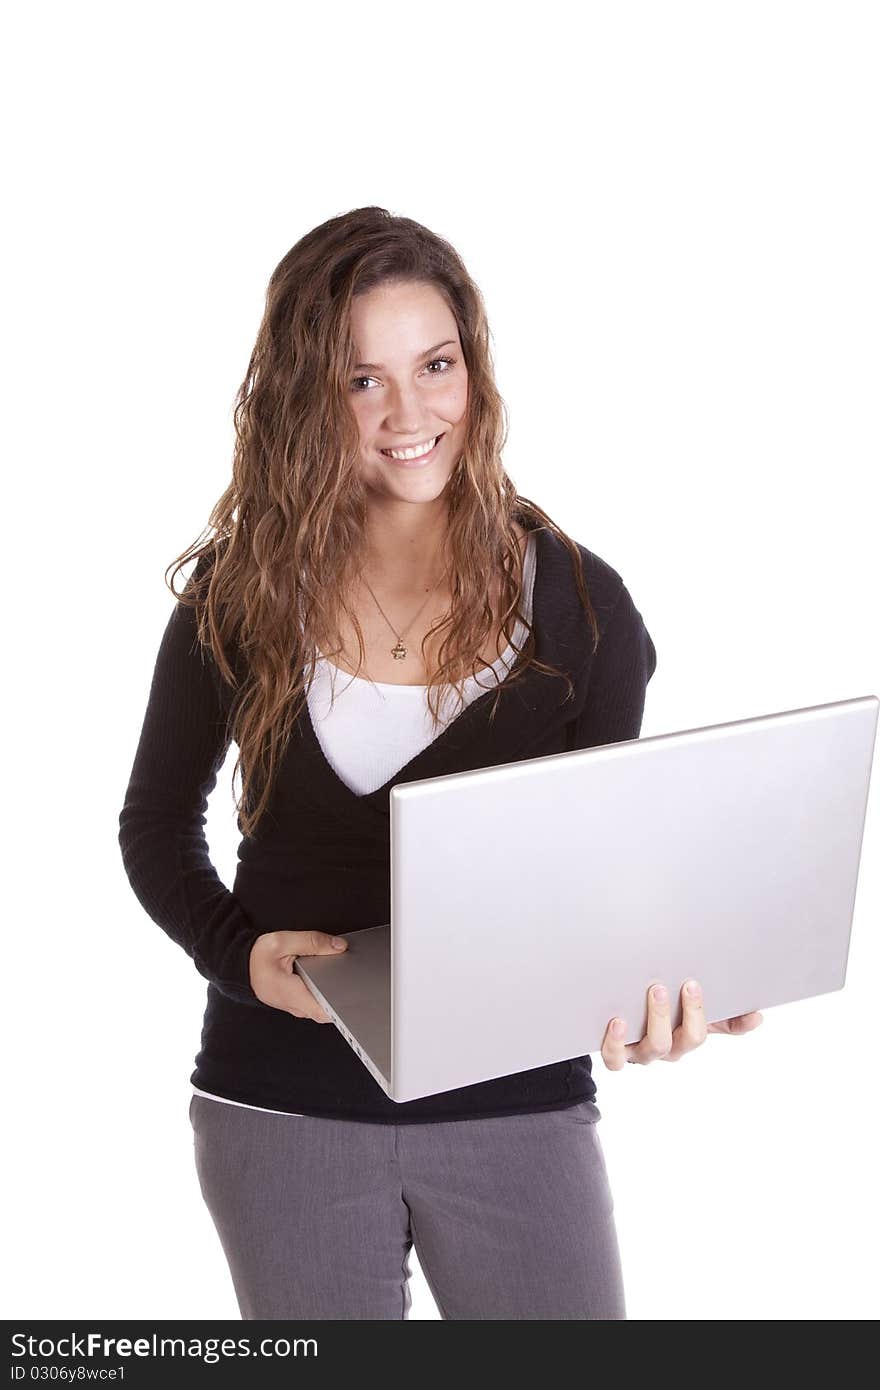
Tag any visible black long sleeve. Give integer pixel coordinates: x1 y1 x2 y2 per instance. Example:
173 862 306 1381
117 523 659 1122
117 586 265 1007
569 580 658 749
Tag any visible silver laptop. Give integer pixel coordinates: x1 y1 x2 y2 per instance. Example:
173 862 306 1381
295 695 878 1103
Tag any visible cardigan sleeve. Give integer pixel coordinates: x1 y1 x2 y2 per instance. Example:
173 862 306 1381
117 576 266 1007
567 580 658 749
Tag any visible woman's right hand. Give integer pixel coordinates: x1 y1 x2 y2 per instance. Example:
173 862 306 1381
248 930 348 1021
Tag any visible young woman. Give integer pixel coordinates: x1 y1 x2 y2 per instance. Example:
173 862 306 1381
118 206 761 1321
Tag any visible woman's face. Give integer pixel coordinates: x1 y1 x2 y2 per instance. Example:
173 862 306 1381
348 280 469 506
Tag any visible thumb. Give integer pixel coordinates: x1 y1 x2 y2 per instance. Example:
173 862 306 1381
272 929 349 958
312 930 348 952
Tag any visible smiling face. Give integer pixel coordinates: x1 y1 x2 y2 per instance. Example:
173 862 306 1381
347 280 469 507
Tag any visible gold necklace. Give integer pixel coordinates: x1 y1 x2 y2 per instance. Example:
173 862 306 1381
359 570 448 660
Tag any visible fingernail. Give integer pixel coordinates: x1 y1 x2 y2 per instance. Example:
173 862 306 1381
686 980 701 997
652 985 668 1004
612 1019 625 1038
331 937 347 949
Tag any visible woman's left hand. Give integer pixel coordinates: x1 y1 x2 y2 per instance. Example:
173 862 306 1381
601 980 763 1069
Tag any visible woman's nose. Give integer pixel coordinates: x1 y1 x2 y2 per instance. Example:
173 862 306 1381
382 382 428 431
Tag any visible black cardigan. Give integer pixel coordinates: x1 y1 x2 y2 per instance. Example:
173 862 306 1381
118 518 657 1123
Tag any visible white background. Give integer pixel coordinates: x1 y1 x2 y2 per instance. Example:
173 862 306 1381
4 0 878 1322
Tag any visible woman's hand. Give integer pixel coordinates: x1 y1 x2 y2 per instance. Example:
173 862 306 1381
249 929 348 1020
601 979 763 1069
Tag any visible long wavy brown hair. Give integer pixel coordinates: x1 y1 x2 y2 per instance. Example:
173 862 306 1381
167 207 600 838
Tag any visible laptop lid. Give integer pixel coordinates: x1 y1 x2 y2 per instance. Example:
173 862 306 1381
385 695 877 1102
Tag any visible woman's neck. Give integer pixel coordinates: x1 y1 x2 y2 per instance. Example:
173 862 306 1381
360 504 452 594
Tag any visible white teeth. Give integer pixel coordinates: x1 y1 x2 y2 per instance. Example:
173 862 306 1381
381 436 439 461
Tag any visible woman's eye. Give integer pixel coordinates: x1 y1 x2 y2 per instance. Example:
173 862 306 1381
350 354 457 392
425 354 457 375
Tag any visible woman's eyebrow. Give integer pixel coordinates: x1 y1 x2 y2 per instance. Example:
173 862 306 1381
352 339 457 372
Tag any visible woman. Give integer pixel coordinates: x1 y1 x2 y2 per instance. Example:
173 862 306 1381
118 207 762 1320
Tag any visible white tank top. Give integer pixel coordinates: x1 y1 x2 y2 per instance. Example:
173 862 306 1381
306 529 537 795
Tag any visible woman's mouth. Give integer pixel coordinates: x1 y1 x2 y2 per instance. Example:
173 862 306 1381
379 433 444 467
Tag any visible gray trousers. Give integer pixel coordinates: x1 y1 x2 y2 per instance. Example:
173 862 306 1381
189 1093 626 1320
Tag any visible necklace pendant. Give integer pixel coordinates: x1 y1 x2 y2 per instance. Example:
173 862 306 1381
391 641 407 660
